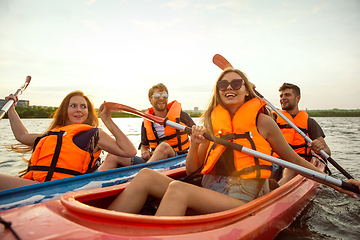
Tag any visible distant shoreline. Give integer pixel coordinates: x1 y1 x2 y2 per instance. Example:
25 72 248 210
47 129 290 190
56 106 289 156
2 106 360 118
305 109 360 117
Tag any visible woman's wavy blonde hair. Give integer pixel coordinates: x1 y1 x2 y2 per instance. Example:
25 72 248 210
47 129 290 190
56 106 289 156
200 67 271 135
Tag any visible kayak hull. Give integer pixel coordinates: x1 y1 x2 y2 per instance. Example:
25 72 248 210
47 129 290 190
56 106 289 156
0 154 186 212
0 157 325 240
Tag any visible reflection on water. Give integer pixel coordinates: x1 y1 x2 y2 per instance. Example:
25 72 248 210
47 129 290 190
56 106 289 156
0 117 359 239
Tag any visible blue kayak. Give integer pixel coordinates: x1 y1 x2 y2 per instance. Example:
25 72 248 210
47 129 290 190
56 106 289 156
0 154 186 212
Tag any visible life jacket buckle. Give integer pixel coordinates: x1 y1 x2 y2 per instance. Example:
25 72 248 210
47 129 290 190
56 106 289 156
242 166 256 175
226 134 236 140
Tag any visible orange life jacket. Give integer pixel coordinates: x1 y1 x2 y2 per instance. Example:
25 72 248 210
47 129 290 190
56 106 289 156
202 98 272 179
273 110 311 160
144 100 190 152
23 124 101 182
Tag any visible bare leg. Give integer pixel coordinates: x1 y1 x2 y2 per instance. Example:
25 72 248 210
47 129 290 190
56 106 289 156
98 153 131 171
147 142 176 163
107 168 174 213
0 173 36 191
156 180 245 216
278 168 298 186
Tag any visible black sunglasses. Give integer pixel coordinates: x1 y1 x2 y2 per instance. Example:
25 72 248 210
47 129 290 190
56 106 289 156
217 79 243 91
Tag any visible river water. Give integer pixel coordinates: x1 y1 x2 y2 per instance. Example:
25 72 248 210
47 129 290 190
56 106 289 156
0 117 359 239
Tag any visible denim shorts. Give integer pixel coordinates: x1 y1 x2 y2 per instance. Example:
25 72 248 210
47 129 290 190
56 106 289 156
201 174 268 203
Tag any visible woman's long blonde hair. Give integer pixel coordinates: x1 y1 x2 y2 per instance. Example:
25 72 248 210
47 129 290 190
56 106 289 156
200 68 271 135
6 90 99 176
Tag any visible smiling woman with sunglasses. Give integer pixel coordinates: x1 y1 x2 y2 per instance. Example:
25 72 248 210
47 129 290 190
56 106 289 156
107 68 360 216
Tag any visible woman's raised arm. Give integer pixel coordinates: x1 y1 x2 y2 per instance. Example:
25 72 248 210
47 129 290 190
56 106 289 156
186 125 209 175
5 94 40 146
97 101 137 158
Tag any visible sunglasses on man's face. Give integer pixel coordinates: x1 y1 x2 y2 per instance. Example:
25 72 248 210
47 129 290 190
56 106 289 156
217 79 243 91
152 93 169 99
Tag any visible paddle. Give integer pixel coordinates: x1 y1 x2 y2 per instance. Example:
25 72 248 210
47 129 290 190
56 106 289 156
0 75 31 121
212 54 354 180
104 102 359 194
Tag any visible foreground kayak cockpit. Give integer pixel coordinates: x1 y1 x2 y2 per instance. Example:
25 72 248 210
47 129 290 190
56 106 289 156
0 158 325 239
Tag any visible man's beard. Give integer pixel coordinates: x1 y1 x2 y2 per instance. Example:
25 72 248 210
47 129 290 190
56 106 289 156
281 101 295 111
154 102 167 111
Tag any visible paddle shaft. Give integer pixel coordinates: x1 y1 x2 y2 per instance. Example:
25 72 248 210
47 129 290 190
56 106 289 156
105 102 359 193
0 76 31 120
164 120 359 194
255 90 354 179
212 54 354 180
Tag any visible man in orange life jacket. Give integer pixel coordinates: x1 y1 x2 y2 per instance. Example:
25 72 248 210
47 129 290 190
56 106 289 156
99 83 195 170
272 83 331 184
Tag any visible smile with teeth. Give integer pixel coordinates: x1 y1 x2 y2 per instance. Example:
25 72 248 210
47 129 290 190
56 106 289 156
225 92 237 98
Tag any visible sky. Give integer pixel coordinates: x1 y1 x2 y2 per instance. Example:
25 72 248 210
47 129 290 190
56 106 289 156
0 0 359 111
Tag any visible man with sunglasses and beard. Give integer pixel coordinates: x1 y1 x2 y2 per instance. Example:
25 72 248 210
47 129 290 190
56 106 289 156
99 83 195 170
271 83 331 184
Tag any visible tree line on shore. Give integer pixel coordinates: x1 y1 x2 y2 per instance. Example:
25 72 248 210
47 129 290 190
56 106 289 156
3 106 360 119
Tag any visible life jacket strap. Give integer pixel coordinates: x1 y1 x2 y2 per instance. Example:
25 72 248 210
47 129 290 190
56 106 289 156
148 132 189 143
85 157 101 173
148 117 188 151
174 117 183 151
277 123 308 134
233 165 273 177
202 142 218 174
290 143 311 161
27 165 83 177
291 143 308 150
44 131 65 181
221 132 264 178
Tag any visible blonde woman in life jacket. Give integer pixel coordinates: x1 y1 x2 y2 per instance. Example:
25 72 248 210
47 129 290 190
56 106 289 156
107 68 359 216
0 90 136 190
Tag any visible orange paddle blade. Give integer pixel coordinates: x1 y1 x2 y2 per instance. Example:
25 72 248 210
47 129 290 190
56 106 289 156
104 102 164 125
212 54 233 70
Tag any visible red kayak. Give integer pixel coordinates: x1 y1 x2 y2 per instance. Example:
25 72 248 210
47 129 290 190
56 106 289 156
0 157 325 240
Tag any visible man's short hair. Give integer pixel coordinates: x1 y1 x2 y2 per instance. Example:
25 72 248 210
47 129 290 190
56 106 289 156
148 83 168 98
279 83 301 97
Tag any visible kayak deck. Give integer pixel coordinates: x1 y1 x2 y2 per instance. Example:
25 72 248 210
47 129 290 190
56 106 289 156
0 157 325 240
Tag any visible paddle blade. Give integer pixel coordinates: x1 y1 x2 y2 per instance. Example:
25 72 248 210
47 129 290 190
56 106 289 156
22 76 31 92
104 102 165 125
212 54 233 70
